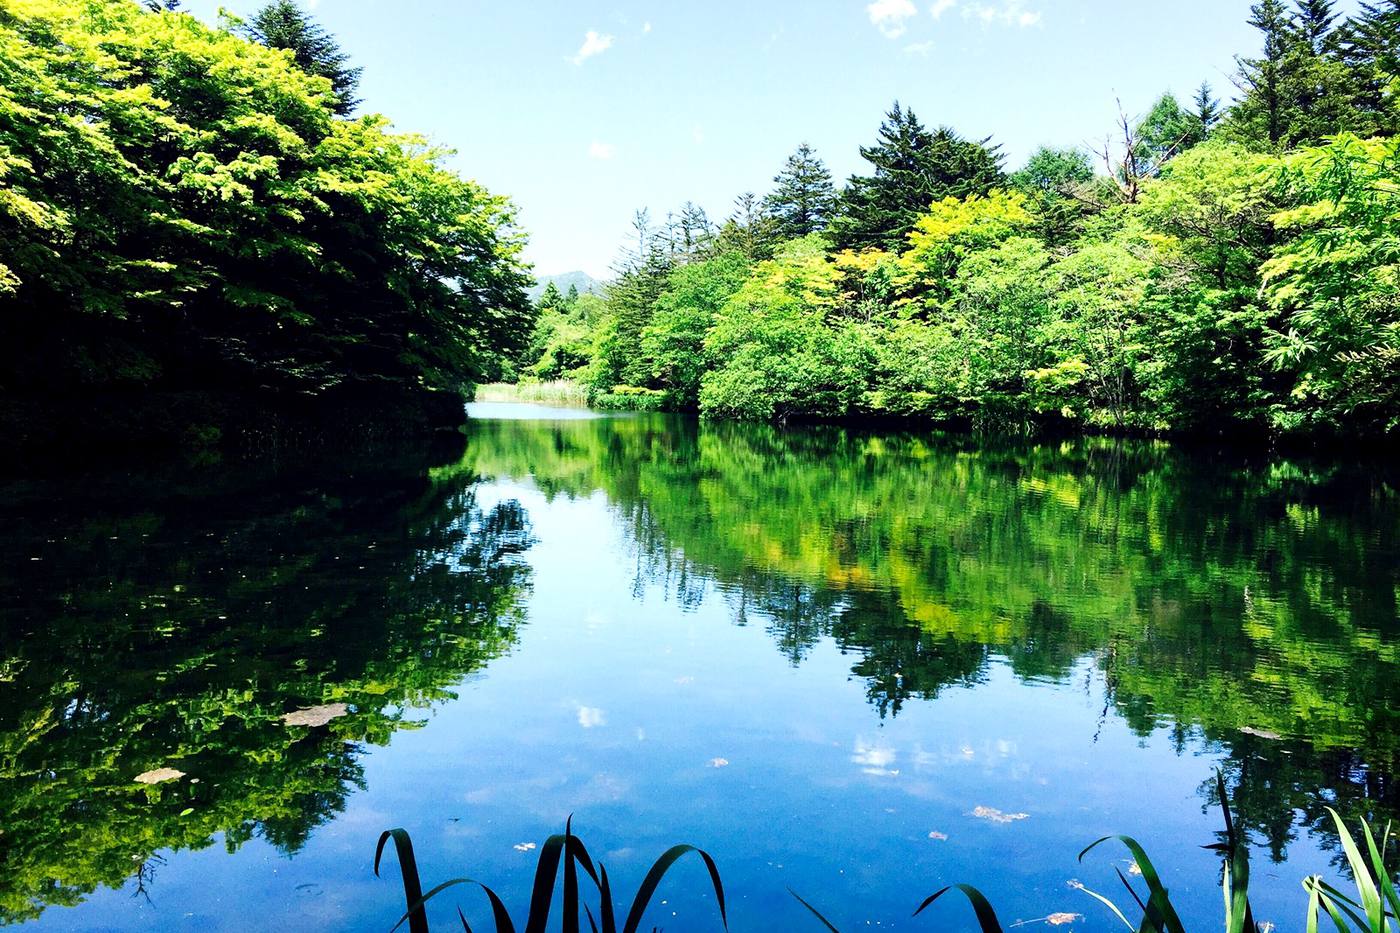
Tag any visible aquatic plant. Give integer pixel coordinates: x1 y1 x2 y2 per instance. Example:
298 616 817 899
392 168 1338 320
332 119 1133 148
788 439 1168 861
375 817 726 933
377 776 1396 932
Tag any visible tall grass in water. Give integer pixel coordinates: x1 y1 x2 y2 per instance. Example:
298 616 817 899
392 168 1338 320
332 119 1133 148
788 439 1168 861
473 381 589 407
377 778 1395 933
375 817 725 933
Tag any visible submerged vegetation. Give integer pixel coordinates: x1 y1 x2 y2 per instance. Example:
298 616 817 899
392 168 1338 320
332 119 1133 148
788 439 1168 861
513 0 1400 441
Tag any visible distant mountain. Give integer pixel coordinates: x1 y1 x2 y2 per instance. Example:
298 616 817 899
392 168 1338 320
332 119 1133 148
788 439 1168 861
528 271 603 301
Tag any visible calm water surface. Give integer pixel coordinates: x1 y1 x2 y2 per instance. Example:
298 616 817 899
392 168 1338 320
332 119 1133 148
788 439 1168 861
2 404 1397 931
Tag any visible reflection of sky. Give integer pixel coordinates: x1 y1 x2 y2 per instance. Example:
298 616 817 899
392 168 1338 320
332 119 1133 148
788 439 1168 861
40 480 1346 933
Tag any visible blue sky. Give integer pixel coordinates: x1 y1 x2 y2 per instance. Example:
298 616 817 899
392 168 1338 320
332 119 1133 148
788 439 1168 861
184 0 1292 279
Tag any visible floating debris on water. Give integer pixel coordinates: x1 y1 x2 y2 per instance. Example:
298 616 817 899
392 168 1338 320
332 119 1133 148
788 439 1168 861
134 767 185 784
280 704 349 728
971 806 1029 823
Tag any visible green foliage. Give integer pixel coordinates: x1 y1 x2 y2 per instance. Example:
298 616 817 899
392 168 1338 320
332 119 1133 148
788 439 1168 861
765 142 838 239
0 0 530 420
1263 134 1400 435
641 252 752 407
243 0 362 115
504 3 1399 443
831 103 1005 251
594 385 668 411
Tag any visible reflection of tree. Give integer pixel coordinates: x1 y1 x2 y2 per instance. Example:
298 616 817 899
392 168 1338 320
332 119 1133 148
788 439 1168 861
461 414 1400 860
0 443 534 923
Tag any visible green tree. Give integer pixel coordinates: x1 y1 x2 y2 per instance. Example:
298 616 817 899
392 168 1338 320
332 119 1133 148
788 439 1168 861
831 103 1004 251
1136 92 1205 165
245 0 362 115
1193 81 1224 137
0 0 531 424
712 192 780 262
1009 146 1098 245
1134 142 1283 431
1229 0 1298 147
537 281 565 312
641 252 752 408
764 143 838 239
1263 134 1400 437
701 236 873 419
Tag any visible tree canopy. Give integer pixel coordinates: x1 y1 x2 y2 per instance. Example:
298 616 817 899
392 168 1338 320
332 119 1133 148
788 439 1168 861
0 0 531 442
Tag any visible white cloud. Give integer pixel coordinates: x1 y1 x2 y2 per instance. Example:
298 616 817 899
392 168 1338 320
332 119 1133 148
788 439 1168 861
588 141 616 160
929 0 955 17
642 21 652 33
692 125 705 144
571 30 614 65
904 39 935 55
964 0 1041 26
867 0 917 38
576 706 606 728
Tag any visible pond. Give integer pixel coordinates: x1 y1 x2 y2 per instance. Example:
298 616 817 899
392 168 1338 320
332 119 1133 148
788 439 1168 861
2 404 1397 932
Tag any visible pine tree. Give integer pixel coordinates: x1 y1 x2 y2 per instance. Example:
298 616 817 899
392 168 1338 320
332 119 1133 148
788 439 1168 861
714 193 779 261
245 0 363 115
1192 81 1223 137
763 143 838 240
831 103 1004 251
1336 1 1400 131
536 282 564 312
1293 0 1339 52
1230 0 1296 148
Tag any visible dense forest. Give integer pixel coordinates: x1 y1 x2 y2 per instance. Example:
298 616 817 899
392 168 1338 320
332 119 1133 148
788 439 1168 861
518 0 1400 441
0 0 532 449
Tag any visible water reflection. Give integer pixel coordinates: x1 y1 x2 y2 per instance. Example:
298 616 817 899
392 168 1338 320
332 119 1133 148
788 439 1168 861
1 412 1396 928
459 413 1400 869
0 442 533 923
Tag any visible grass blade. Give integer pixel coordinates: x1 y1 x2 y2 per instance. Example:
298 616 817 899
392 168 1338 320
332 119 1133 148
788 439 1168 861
1072 880 1135 932
598 864 619 933
565 819 581 933
788 888 842 933
622 845 727 933
1327 808 1385 931
1080 836 1187 933
522 834 568 933
913 884 1005 933
376 829 431 933
1360 818 1400 922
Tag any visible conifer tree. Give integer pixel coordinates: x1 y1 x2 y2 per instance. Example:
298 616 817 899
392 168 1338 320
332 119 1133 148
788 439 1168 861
764 143 838 240
831 103 1004 251
245 0 363 115
1230 0 1296 147
1192 81 1223 137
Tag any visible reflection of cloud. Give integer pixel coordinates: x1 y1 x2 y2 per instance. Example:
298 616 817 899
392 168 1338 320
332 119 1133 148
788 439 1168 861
852 737 899 775
577 705 606 728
